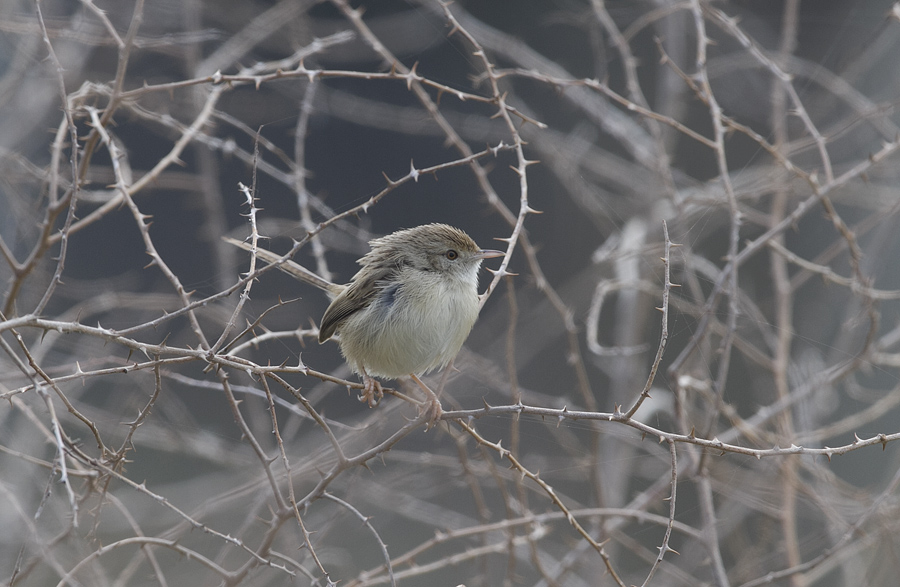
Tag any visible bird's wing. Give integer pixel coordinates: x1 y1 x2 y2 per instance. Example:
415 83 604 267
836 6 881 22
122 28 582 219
318 264 396 343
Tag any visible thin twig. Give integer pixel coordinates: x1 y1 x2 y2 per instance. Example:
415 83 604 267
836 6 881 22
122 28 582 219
623 221 675 419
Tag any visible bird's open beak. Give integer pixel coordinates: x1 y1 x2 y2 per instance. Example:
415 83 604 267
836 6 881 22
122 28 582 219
475 249 505 260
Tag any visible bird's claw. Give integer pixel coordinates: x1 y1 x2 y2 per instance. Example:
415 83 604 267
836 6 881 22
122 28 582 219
360 376 384 407
420 396 444 427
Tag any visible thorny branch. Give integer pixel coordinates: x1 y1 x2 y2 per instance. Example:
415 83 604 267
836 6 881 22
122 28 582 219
3 2 900 586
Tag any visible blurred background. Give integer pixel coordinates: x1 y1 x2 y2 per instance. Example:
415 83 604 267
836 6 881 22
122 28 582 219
2 0 900 585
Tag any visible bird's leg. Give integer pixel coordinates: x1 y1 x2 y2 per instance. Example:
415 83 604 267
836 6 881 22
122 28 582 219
359 369 383 407
410 374 443 425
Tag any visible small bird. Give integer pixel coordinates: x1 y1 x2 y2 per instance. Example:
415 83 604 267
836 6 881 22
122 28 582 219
224 224 503 421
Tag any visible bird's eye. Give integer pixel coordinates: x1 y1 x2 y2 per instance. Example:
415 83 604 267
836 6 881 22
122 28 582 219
445 249 459 260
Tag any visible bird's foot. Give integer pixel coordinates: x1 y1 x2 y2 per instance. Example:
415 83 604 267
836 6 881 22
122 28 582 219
359 375 383 408
420 395 444 427
411 374 443 427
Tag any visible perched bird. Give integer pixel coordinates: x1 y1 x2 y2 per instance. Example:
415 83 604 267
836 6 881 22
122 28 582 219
225 224 503 421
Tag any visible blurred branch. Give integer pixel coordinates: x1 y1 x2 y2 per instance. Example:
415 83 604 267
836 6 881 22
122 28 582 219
3 1 900 585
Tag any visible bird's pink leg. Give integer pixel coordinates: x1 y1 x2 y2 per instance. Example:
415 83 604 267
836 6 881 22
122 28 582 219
410 374 443 425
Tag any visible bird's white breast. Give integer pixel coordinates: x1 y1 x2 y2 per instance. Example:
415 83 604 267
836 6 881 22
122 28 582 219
337 264 480 379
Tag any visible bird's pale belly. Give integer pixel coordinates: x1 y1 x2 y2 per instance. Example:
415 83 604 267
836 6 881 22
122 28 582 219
338 281 478 379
